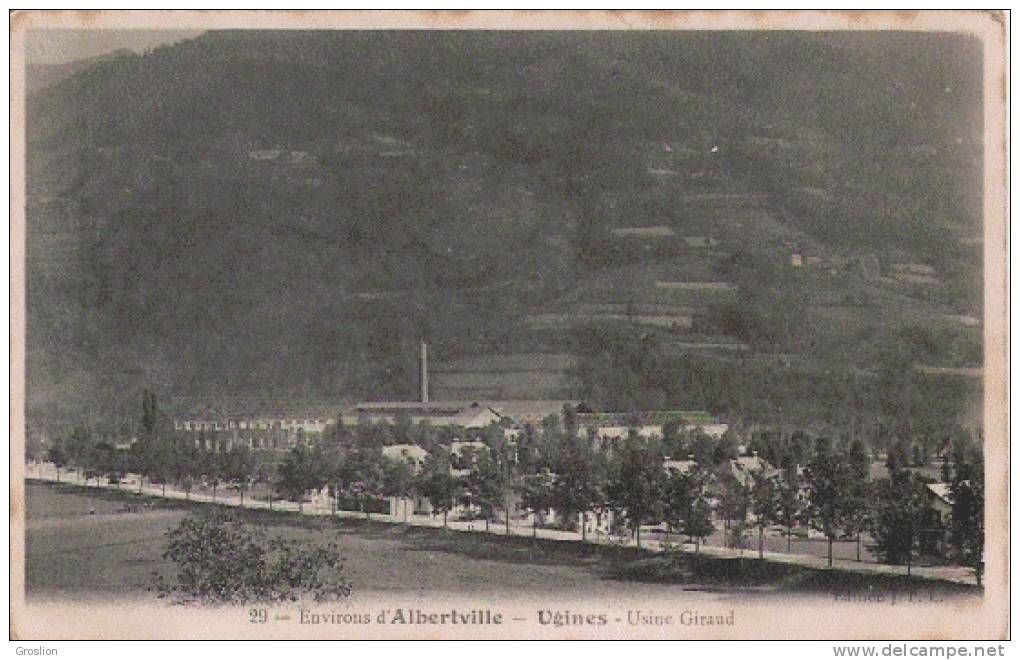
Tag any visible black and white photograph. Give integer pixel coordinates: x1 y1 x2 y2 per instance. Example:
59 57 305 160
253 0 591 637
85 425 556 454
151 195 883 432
9 10 1009 641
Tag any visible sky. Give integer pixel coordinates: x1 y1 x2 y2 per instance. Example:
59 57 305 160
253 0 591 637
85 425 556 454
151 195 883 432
26 29 203 65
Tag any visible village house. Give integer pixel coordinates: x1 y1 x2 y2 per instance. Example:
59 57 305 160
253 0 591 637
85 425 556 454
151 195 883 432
381 444 432 519
610 225 676 239
925 483 954 526
890 262 939 285
857 254 882 278
892 262 936 277
449 440 488 476
729 454 781 488
921 482 955 554
662 453 778 488
683 236 720 248
577 410 729 442
381 443 430 471
663 457 697 474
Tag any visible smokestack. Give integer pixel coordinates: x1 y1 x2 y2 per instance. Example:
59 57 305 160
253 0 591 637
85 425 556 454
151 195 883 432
420 339 429 403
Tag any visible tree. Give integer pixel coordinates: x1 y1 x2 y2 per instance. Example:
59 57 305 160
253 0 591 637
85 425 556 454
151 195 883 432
318 440 350 516
327 446 355 513
254 449 279 509
93 441 128 487
26 433 46 469
713 429 740 464
886 437 912 473
146 436 175 498
382 456 416 523
276 445 321 513
129 440 149 493
663 468 691 543
350 446 386 519
516 423 541 473
325 414 352 447
661 418 684 457
607 436 664 548
132 388 164 493
391 411 414 445
173 439 201 500
538 414 564 467
155 511 352 604
67 424 95 483
870 469 926 573
690 432 716 466
224 444 256 506
717 469 750 550
777 465 802 553
488 426 521 537
141 388 159 439
552 428 604 540
749 468 782 559
46 438 68 482
519 468 556 538
845 437 871 481
417 447 458 528
845 436 872 560
804 437 862 567
947 441 984 586
585 433 615 541
462 448 501 532
202 445 225 502
412 420 438 454
684 472 716 554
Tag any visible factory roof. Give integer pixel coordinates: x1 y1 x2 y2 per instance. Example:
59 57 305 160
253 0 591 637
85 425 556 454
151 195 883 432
577 410 719 427
351 399 577 427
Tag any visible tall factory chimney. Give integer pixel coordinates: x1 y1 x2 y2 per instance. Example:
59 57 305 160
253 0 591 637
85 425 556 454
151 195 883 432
419 339 429 403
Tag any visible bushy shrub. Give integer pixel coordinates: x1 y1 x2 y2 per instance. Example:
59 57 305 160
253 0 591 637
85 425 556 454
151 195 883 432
153 512 352 605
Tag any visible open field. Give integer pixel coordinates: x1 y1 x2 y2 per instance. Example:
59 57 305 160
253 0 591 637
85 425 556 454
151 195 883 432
26 484 186 598
25 481 980 604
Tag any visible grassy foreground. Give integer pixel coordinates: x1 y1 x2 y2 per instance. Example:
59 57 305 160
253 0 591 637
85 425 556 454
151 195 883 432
25 481 980 601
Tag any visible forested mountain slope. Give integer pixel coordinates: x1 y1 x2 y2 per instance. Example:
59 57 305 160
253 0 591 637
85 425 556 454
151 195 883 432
25 30 984 434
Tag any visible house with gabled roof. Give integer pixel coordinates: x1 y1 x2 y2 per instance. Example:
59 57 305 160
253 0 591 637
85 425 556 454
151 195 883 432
730 454 781 488
381 444 429 472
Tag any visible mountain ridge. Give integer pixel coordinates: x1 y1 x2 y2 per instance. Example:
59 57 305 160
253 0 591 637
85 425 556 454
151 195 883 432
25 30 984 435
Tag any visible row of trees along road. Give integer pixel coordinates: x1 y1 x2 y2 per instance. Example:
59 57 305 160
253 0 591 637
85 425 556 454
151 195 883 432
43 395 985 584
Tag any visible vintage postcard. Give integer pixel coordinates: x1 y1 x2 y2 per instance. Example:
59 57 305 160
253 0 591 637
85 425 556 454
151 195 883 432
9 10 1009 640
